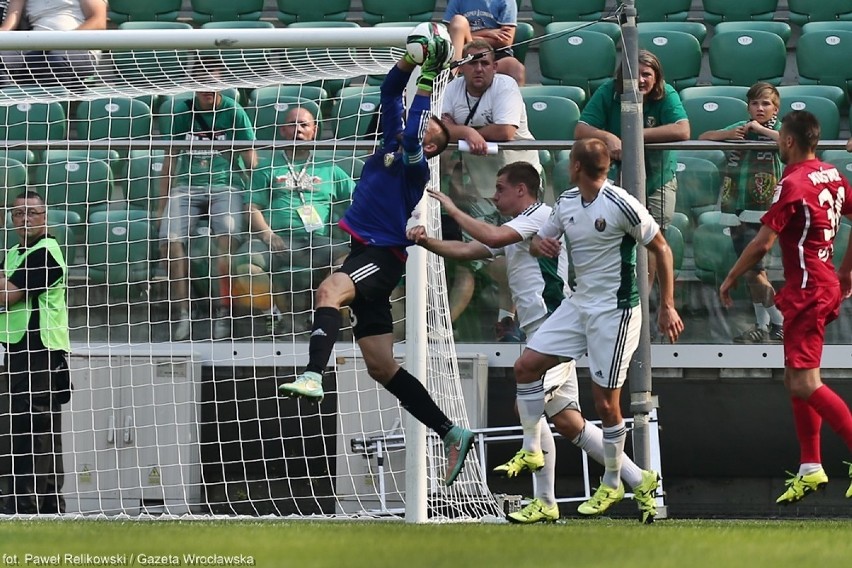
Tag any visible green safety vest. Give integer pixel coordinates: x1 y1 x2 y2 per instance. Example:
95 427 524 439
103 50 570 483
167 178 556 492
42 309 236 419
0 236 70 350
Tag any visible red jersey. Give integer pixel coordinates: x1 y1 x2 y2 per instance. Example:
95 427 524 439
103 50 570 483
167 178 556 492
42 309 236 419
761 158 852 289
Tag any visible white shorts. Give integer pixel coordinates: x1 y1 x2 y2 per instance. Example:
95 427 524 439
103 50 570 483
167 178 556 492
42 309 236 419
542 361 580 418
526 299 642 390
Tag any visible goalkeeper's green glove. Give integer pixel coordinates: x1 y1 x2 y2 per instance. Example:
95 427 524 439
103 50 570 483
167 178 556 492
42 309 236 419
416 37 453 92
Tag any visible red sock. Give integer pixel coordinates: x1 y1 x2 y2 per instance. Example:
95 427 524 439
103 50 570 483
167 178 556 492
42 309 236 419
792 397 822 464
807 385 852 452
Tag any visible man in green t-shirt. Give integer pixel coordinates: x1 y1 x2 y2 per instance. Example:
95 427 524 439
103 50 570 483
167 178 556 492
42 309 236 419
243 107 354 333
159 81 257 340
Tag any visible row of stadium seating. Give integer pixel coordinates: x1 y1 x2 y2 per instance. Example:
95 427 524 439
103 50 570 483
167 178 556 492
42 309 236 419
106 0 852 28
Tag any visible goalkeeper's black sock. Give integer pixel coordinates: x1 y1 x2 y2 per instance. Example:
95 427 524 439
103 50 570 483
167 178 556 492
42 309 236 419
384 368 453 438
304 307 342 375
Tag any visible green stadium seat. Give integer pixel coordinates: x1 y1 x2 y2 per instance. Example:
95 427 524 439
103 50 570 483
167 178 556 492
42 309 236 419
252 85 328 106
714 21 792 44
676 149 728 171
822 152 852 182
107 0 182 23
778 95 841 140
190 0 263 22
201 21 275 29
638 29 702 90
777 85 846 116
523 95 580 141
543 21 621 44
531 0 606 26
709 30 786 87
74 97 153 148
692 222 739 286
285 22 361 97
800 22 852 36
86 214 152 289
789 0 852 26
0 157 27 210
0 149 34 167
520 85 586 109
34 158 114 235
674 156 721 220
702 0 778 25
635 0 692 23
513 22 535 65
331 91 382 139
44 150 122 181
669 210 693 243
679 86 749 103
539 28 616 95
637 22 707 44
681 95 749 139
833 222 851 272
114 22 195 86
796 31 852 97
126 150 166 214
665 224 685 274
361 0 435 25
245 94 321 141
551 155 572 196
276 0 351 25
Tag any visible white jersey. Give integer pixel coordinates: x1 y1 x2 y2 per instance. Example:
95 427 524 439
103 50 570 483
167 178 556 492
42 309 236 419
539 181 659 311
441 74 541 196
486 202 568 331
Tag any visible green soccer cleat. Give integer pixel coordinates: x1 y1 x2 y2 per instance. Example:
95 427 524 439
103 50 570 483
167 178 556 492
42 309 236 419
507 498 559 524
278 371 324 402
844 461 852 499
775 468 829 504
493 449 545 478
443 426 474 487
578 481 625 516
632 470 661 524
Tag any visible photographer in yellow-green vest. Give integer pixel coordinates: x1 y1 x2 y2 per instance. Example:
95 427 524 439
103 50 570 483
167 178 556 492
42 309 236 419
0 191 70 515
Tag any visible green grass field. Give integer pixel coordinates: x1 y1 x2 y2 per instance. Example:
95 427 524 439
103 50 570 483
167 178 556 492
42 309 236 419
1 519 851 568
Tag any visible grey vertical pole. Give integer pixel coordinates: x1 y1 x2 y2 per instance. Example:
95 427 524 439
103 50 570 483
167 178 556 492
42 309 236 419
620 0 654 470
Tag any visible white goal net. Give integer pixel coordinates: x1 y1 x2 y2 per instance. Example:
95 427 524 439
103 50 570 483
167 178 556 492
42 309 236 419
0 28 500 521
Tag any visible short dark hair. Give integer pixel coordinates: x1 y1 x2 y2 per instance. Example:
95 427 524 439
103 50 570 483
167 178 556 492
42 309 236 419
781 110 820 153
571 138 610 178
425 115 450 158
14 190 44 205
497 161 541 197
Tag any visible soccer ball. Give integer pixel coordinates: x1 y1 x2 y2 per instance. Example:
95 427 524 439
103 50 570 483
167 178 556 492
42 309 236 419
231 263 274 313
406 22 452 65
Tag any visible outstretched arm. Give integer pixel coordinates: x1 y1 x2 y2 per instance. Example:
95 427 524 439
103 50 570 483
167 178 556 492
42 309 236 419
407 226 491 260
427 189 522 248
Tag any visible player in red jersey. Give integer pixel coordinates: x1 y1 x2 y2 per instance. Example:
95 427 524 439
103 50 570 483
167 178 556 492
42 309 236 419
720 110 852 504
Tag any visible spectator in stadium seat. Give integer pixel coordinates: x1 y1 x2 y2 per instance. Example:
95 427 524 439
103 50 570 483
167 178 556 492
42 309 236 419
244 106 354 334
575 49 690 230
699 82 784 345
278 46 478 488
0 0 107 87
443 0 525 85
441 39 541 340
0 191 71 514
408 161 662 524
722 110 852 505
159 80 257 341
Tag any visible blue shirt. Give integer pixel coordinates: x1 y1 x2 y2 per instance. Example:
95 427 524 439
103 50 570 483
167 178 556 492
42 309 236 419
443 0 517 30
339 65 432 251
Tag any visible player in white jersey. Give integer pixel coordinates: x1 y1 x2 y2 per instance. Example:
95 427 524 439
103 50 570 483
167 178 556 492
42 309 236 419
516 139 683 522
408 161 660 524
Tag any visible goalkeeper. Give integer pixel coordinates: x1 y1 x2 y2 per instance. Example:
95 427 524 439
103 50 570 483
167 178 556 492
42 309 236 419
279 33 476 487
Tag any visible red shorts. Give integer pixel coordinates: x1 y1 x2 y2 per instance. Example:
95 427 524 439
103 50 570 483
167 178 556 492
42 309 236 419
775 284 841 369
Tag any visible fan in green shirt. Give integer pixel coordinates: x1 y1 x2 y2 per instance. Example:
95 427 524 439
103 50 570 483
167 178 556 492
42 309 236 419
575 50 690 228
159 81 258 341
241 107 355 332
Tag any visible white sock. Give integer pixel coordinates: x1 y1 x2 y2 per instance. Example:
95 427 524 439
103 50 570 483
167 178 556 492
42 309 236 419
534 417 556 506
602 422 627 489
799 462 823 476
753 303 770 329
767 305 783 326
516 379 545 453
572 421 643 489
